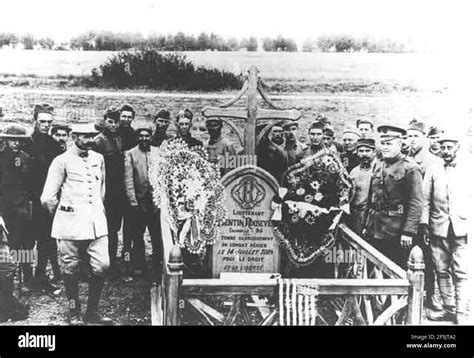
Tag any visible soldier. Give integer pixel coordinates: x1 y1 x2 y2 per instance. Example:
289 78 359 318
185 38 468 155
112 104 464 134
407 119 444 310
204 117 240 175
174 109 203 148
29 103 62 291
50 122 71 153
349 138 377 235
41 123 112 325
257 123 289 182
118 104 138 151
94 106 125 276
421 134 471 324
356 118 375 139
151 109 173 147
118 104 138 275
302 121 326 158
323 125 343 154
0 124 35 290
340 129 361 173
124 121 163 281
427 126 443 157
282 122 306 166
364 125 423 269
0 216 29 322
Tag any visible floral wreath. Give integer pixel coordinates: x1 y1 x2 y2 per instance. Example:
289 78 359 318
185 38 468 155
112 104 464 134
272 148 352 267
149 139 227 255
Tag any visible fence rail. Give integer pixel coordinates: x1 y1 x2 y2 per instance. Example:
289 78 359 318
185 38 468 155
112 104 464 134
152 215 425 326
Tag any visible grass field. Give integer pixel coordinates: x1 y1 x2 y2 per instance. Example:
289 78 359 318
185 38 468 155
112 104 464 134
0 50 470 93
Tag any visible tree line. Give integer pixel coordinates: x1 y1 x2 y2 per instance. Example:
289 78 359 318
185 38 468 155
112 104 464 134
0 31 412 53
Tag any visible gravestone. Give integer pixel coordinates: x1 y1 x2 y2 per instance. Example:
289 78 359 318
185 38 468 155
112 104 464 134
212 166 279 277
202 65 301 278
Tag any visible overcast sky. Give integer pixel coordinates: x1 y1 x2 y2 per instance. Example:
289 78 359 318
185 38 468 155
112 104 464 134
0 0 472 51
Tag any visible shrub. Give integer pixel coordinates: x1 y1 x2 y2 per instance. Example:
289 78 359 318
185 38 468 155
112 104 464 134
91 50 243 91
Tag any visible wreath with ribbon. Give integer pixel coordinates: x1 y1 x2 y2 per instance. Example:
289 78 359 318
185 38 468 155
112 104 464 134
149 139 227 255
271 148 352 267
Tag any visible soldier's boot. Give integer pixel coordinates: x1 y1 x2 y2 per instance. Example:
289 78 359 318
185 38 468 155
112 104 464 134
64 274 83 326
108 232 119 278
427 307 456 322
0 274 29 322
50 243 62 283
425 292 443 311
84 274 113 325
20 264 33 293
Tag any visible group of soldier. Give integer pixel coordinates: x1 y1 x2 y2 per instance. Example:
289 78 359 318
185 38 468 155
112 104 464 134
259 114 471 325
0 103 232 325
0 102 470 326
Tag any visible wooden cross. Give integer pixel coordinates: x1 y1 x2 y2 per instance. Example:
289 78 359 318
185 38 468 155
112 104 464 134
201 65 301 156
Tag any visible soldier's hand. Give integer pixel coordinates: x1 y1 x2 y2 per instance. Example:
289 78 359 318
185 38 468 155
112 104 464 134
400 235 412 249
419 224 430 245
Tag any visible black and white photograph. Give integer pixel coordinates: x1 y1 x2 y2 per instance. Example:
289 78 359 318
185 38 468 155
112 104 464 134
0 0 473 354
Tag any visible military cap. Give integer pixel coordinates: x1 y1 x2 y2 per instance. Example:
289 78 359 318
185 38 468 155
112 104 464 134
103 106 120 121
50 121 72 135
132 119 154 134
33 103 54 120
407 118 427 134
377 125 406 142
428 125 443 137
308 120 325 131
71 123 99 135
323 126 335 137
356 138 376 149
438 132 459 143
120 103 136 116
205 117 223 125
176 108 193 121
155 109 171 121
282 121 298 130
342 128 361 137
356 118 374 128
0 123 31 139
315 114 330 126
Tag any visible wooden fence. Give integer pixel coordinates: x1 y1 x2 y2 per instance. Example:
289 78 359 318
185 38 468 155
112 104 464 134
151 220 424 326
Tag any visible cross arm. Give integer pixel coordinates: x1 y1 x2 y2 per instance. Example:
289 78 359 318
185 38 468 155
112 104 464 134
201 106 247 120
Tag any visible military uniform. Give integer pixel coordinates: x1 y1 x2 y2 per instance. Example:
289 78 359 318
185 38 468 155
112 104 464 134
301 143 325 159
365 125 423 269
41 123 112 325
30 128 62 286
421 135 471 323
174 134 203 148
0 142 35 283
94 129 125 270
151 132 173 147
349 160 376 235
205 135 241 176
257 138 289 183
283 140 306 166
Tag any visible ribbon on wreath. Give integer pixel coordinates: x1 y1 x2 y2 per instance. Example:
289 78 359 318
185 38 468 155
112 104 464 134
178 211 201 250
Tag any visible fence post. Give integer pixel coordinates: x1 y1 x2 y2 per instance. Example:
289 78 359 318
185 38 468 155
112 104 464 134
165 244 184 326
407 245 424 325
